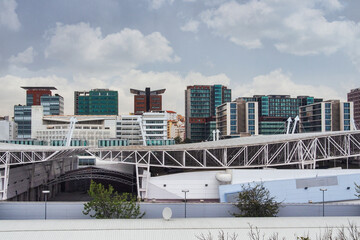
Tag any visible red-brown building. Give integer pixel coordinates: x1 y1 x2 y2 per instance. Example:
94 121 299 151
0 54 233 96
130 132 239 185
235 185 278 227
130 88 166 114
348 88 360 126
21 86 57 106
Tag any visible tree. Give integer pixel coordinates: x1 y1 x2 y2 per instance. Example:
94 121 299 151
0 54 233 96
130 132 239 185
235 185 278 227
83 180 145 219
174 136 182 144
232 183 280 217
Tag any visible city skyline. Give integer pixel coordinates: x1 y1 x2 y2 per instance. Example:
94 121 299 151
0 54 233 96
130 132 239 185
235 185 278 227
1 0 360 116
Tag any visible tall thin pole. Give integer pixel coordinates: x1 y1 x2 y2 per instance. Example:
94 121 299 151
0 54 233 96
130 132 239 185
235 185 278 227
182 189 189 218
320 188 327 217
184 192 187 218
44 194 47 220
42 190 50 220
322 190 324 217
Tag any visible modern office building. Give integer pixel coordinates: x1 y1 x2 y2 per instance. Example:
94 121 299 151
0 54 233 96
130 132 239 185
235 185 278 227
14 105 32 139
15 87 63 139
0 116 17 140
74 89 118 115
347 88 360 127
130 88 166 115
299 100 353 132
41 94 64 115
185 85 231 142
31 109 118 147
22 86 57 106
216 99 258 137
234 95 323 135
116 115 144 145
116 112 174 146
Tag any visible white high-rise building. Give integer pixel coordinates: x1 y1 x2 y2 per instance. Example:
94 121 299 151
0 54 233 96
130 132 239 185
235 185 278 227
0 116 17 140
117 112 174 146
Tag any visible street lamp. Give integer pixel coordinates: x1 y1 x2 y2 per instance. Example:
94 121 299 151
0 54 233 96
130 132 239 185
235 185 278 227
42 190 50 220
182 189 189 218
320 188 327 217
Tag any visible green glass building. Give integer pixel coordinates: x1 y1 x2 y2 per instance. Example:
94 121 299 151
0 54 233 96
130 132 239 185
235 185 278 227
74 89 118 115
238 95 322 135
185 84 231 142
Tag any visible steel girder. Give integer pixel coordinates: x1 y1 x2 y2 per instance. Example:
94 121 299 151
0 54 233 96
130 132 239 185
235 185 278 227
88 132 360 169
0 148 86 166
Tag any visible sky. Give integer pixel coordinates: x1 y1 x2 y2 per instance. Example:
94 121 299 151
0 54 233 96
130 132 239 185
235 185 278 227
0 0 360 116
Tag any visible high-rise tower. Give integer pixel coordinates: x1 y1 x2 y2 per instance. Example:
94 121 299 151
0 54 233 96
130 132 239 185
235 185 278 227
185 84 231 142
130 87 166 115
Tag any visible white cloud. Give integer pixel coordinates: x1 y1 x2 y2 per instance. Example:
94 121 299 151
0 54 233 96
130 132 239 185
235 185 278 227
44 22 179 73
200 0 360 67
8 47 36 65
149 0 174 10
0 0 20 31
232 69 342 101
181 20 200 33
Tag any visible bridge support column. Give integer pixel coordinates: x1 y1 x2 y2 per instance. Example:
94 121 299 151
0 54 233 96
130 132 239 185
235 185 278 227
0 164 10 200
0 152 10 200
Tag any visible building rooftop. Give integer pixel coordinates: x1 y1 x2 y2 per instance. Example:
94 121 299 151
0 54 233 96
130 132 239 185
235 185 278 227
21 86 57 90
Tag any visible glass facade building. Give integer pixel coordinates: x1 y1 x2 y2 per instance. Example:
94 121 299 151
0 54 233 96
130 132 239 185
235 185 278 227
185 85 231 142
14 105 32 139
41 94 64 115
74 89 118 115
15 87 62 139
237 95 322 135
300 100 353 133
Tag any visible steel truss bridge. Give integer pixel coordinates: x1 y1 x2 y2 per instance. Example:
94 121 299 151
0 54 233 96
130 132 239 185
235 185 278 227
88 131 360 198
2 131 360 200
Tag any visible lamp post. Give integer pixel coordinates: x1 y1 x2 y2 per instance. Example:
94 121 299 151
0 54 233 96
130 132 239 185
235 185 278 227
42 190 50 220
320 188 327 217
182 189 189 218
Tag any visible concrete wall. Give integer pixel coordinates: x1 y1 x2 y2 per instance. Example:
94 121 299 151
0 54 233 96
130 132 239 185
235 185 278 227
1 202 359 220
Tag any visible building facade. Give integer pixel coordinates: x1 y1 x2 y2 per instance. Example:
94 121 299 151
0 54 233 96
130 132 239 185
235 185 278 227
130 88 165 115
15 87 63 139
116 112 174 146
0 116 17 140
235 95 322 135
14 105 32 139
185 85 231 142
216 100 258 137
347 88 360 127
41 94 64 115
74 89 118 115
32 112 118 147
299 100 354 132
22 86 57 106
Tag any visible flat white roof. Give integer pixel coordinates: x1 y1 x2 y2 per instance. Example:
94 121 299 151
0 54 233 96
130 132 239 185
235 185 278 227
0 217 359 240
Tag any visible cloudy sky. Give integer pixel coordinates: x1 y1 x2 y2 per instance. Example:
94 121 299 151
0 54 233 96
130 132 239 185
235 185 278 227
0 0 360 116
